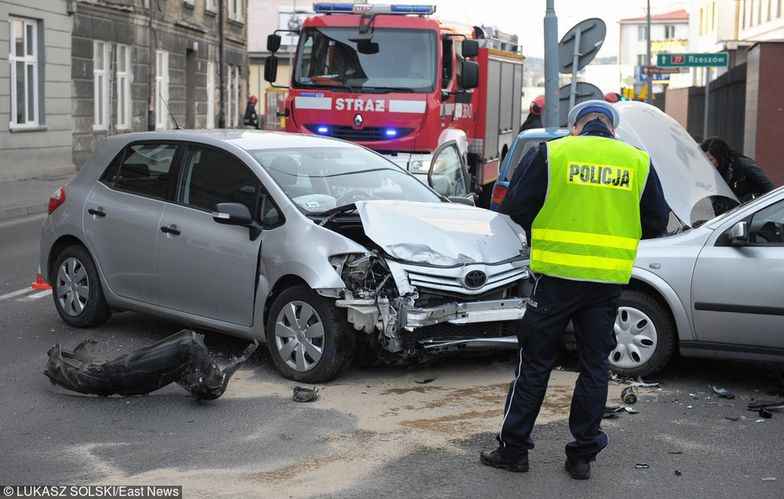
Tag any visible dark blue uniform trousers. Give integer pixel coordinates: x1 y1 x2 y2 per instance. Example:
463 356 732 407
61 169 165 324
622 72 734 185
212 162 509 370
497 274 621 461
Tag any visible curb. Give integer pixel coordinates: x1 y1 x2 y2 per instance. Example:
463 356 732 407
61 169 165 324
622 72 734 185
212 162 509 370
0 203 48 222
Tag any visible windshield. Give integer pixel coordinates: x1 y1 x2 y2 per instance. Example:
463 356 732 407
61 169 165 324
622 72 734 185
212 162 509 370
294 27 437 92
249 146 442 214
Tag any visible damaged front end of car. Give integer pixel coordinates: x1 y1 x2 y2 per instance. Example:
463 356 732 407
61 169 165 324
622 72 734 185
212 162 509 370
320 201 530 358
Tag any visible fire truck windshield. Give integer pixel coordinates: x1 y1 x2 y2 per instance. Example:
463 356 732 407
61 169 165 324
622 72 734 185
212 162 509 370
293 27 437 93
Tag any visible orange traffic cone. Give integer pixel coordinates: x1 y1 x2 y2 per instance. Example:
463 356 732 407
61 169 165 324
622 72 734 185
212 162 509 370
31 266 52 291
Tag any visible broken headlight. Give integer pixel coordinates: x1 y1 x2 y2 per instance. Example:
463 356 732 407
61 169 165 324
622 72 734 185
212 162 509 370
330 252 397 299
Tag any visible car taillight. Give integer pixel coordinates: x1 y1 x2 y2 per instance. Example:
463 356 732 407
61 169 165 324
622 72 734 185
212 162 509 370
48 185 66 215
491 184 508 207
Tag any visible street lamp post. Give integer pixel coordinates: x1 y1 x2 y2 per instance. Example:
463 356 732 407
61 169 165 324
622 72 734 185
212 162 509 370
543 0 558 129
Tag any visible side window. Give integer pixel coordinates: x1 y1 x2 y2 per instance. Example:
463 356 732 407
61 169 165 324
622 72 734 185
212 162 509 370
176 145 260 215
430 143 468 197
441 37 453 89
749 199 784 244
258 186 283 227
110 143 177 199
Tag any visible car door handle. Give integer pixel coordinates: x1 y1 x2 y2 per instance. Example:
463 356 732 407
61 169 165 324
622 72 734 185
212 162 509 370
160 225 181 236
88 207 106 217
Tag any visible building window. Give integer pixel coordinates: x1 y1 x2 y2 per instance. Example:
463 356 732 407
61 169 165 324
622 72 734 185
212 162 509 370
206 61 215 129
227 65 240 127
9 17 40 128
183 0 195 7
155 50 169 130
93 41 111 130
637 25 648 41
637 54 648 67
664 25 676 38
206 0 218 13
229 0 244 22
116 44 132 130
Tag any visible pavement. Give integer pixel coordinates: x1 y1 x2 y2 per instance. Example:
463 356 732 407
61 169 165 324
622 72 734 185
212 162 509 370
0 175 73 222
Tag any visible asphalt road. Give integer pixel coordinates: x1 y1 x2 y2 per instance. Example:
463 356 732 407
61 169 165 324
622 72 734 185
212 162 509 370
1 215 783 498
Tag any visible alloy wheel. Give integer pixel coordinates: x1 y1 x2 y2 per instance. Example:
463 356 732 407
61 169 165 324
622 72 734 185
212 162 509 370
273 300 325 372
56 257 90 317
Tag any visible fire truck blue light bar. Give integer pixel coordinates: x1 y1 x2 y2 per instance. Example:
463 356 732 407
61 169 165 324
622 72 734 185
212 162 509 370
317 126 329 134
385 128 398 137
313 4 435 15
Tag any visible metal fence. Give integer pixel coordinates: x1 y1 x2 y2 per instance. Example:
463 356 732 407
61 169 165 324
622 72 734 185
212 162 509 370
687 63 746 150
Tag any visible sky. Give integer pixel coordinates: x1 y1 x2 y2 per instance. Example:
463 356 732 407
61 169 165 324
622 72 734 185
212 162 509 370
367 0 690 58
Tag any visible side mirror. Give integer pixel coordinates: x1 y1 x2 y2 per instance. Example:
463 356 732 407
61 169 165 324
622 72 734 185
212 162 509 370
458 61 479 90
213 202 253 226
461 39 479 58
357 39 379 54
728 221 749 245
264 55 279 83
267 34 282 53
448 195 476 206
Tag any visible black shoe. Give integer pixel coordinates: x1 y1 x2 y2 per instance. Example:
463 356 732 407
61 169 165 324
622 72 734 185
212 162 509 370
564 458 591 480
480 447 529 472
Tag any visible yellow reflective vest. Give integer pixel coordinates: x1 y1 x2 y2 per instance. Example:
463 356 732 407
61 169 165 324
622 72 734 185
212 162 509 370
529 135 650 284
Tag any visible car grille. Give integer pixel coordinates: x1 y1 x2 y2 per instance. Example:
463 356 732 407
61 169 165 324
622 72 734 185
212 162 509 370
407 320 519 341
304 125 414 142
398 261 528 296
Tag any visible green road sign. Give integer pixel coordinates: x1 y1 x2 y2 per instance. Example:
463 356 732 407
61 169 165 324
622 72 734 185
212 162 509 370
657 52 729 67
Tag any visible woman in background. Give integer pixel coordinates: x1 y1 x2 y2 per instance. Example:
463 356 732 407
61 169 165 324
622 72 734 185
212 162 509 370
700 137 774 202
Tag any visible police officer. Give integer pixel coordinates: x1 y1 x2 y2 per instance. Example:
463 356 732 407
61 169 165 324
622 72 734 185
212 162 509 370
480 100 669 479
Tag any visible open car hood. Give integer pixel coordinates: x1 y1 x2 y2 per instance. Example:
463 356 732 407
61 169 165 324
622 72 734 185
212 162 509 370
356 200 527 266
614 102 737 226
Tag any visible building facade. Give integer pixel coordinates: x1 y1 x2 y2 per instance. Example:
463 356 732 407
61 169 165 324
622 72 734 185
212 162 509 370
248 0 312 129
71 0 248 168
619 9 692 94
1 0 74 182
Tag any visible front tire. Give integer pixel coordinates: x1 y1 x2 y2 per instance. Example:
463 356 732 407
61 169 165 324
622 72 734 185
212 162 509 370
52 245 111 328
609 290 675 377
266 285 354 382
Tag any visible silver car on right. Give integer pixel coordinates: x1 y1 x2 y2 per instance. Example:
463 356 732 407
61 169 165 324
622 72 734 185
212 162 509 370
598 103 784 376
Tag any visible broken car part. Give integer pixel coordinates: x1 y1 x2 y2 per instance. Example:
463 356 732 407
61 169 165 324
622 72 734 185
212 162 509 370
45 330 258 399
711 385 736 399
621 385 638 405
292 386 320 403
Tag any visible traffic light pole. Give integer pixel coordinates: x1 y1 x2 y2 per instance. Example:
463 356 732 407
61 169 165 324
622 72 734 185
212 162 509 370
646 0 653 104
543 0 559 129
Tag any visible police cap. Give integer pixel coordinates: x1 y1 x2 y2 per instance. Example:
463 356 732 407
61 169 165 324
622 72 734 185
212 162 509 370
568 99 620 130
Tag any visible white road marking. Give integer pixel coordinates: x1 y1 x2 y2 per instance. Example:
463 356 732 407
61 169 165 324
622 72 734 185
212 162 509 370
0 288 34 301
28 290 53 299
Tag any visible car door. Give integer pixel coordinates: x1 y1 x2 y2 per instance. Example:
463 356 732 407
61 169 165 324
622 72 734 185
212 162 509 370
157 144 270 326
427 141 471 202
83 142 180 304
691 195 784 349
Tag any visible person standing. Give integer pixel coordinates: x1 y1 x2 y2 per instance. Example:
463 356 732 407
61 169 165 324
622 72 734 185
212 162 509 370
519 95 544 132
481 100 669 479
700 137 774 202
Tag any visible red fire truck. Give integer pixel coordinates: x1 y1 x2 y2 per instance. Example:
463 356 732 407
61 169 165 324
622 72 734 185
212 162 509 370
264 3 524 206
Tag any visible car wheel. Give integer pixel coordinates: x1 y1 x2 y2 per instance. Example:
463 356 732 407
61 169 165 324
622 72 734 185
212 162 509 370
609 290 675 377
266 285 354 383
52 245 111 328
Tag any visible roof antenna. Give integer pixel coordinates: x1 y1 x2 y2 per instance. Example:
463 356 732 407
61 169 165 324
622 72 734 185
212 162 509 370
159 92 181 130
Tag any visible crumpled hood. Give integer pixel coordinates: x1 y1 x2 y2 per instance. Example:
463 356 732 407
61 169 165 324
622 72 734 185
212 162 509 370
614 102 737 225
355 200 527 265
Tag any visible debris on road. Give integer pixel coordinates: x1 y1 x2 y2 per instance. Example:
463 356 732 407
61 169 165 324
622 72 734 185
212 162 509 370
711 385 735 399
668 450 683 455
761 477 777 482
415 378 436 384
602 405 638 419
674 470 682 476
635 464 650 469
44 330 258 400
293 386 320 403
621 385 638 405
758 407 773 419
748 398 784 410
634 377 660 388
724 416 741 422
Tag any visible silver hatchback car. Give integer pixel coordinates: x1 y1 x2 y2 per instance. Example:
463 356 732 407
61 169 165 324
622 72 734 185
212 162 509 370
40 131 528 382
